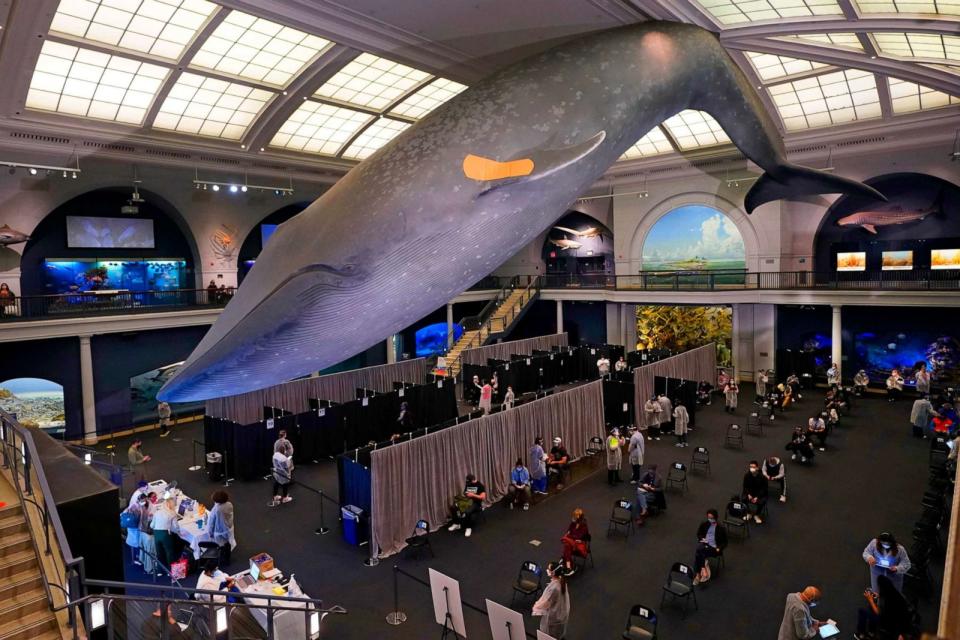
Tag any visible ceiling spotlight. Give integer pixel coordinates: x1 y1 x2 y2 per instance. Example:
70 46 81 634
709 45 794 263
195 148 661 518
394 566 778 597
259 147 264 152
229 184 238 193
240 144 245 149
212 184 220 192
241 185 248 193
28 168 37 175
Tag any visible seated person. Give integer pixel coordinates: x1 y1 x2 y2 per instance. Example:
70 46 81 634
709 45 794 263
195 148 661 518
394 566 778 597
855 575 918 640
507 458 532 511
547 437 570 488
634 464 666 523
448 473 486 538
765 387 783 420
741 461 769 524
786 426 816 463
826 405 840 429
693 509 728 585
697 381 713 406
785 373 801 400
560 508 590 575
780 383 794 410
807 415 828 451
763 456 787 503
853 369 870 396
195 560 240 603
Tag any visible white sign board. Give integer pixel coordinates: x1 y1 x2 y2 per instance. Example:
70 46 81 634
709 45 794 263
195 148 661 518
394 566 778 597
429 569 466 637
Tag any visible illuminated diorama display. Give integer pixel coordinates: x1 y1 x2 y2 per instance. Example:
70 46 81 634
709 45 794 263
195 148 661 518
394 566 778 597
543 211 614 275
931 249 960 270
881 250 913 270
0 378 65 435
837 252 866 271
636 305 732 367
415 322 464 357
130 363 203 426
160 22 883 402
44 259 187 295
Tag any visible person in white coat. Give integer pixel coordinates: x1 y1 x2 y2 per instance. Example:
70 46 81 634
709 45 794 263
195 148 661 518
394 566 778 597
532 562 570 639
644 396 663 441
673 404 690 448
756 370 769 398
628 428 645 484
724 381 739 413
914 366 931 396
658 394 674 437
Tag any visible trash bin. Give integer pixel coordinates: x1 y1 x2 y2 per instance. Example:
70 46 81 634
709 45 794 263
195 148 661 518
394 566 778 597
341 505 365 546
206 452 223 481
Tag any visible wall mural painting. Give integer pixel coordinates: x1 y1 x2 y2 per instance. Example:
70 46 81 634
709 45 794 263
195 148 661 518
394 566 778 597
130 363 203 425
0 378 65 435
636 305 732 367
642 205 745 272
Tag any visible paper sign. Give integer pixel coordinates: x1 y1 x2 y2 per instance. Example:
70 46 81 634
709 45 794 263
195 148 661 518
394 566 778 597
399 388 404 398
526 358 531 365
623 403 628 412
362 397 369 406
550 354 554 360
319 409 325 417
505 364 509 371
437 380 443 388
266 418 275 430
591 349 596 355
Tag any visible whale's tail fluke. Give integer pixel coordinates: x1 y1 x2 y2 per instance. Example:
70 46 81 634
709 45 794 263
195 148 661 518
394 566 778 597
744 164 886 214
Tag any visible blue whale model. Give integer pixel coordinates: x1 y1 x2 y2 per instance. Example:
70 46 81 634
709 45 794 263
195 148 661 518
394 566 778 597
160 21 883 401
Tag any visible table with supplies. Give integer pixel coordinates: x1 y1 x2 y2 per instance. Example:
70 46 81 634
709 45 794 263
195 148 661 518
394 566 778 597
231 553 313 637
147 479 210 560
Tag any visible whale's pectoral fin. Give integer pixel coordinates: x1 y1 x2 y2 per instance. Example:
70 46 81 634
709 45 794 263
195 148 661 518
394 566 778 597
862 224 878 235
468 130 606 195
744 163 887 214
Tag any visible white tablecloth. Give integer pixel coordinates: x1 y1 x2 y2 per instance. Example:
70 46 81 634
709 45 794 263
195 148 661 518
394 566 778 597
149 479 209 559
232 569 311 636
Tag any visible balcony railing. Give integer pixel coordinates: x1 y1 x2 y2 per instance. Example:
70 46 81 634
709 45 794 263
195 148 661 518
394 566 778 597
0 288 234 322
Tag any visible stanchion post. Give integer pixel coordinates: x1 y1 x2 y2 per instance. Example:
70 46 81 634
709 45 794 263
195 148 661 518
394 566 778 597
363 515 379 567
188 440 202 472
314 490 330 535
385 565 407 625
222 450 232 487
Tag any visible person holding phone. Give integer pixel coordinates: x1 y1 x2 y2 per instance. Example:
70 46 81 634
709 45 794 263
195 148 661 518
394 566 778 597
863 532 911 593
693 508 727 585
855 575 918 640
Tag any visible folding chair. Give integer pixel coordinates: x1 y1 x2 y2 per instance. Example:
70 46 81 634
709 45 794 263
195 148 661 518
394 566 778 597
622 604 658 639
666 462 688 493
690 447 710 475
404 520 434 560
930 437 950 468
585 436 604 465
660 562 698 618
511 561 544 607
724 424 744 449
571 539 594 573
724 501 750 540
608 499 634 539
746 412 764 436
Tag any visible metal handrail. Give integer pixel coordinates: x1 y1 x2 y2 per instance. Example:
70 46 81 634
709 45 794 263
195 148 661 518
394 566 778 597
0 287 235 322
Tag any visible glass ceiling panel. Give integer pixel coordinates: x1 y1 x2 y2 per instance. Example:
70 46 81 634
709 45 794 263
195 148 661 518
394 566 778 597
888 77 959 112
191 10 331 87
270 101 373 155
855 0 960 16
874 33 960 62
26 40 168 124
152 72 273 140
694 0 843 25
747 52 828 81
50 0 217 60
341 117 411 160
661 110 730 149
619 127 674 159
388 77 467 120
777 33 865 51
314 52 431 111
768 69 881 131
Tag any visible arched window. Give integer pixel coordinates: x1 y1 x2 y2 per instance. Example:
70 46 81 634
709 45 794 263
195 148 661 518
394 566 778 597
641 204 745 272
0 378 65 435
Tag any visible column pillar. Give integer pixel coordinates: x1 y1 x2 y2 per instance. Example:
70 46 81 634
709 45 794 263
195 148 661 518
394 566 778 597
386 335 397 364
446 303 454 349
831 305 842 374
79 335 98 445
556 300 564 335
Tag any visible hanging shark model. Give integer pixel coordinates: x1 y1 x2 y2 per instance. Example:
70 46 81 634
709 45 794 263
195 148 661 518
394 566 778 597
553 225 603 239
549 237 584 250
0 225 29 246
159 21 884 402
836 191 943 234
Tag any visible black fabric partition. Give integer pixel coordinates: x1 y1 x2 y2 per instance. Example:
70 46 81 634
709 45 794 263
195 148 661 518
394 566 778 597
602 379 636 428
654 376 698 429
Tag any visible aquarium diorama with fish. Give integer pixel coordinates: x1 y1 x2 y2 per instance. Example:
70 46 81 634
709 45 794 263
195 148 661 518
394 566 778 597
44 259 187 299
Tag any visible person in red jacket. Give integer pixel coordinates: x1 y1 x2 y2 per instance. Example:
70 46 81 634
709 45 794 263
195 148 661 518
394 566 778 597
560 508 590 575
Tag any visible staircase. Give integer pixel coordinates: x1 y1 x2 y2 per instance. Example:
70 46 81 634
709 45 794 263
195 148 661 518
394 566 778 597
0 502 59 640
440 277 540 378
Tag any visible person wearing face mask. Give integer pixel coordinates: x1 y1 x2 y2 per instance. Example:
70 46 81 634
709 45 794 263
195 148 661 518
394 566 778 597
503 385 516 410
741 460 769 524
777 586 825 640
854 369 870 396
862 532 912 593
763 456 788 503
532 561 570 638
628 426 645 484
529 436 548 495
693 508 727 585
507 458 531 510
560 508 590 575
786 426 816 464
807 414 828 451
605 428 624 485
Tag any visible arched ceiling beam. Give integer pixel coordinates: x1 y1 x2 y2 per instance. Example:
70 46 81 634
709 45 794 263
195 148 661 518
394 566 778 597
720 15 960 41
622 0 718 29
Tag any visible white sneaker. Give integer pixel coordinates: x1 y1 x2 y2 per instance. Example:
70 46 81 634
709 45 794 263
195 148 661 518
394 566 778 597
282 496 293 504
779 495 787 503
754 516 763 524
675 442 684 447
743 515 751 521
819 447 825 452
523 503 529 511
464 528 472 537
509 502 514 510
801 457 808 463
791 454 797 460
448 523 461 532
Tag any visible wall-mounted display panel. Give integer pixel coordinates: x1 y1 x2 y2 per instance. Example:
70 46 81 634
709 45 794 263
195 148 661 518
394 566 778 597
837 251 866 271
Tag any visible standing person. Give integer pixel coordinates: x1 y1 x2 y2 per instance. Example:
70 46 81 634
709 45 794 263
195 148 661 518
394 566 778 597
206 490 236 567
724 380 739 414
157 401 173 438
503 386 516 410
628 427 645 484
532 562 570 639
269 448 293 507
854 369 870 396
150 496 179 572
886 370 904 402
127 439 151 482
471 375 482 407
596 354 611 379
0 283 15 316
863 532 911 593
741 461 769 524
693 508 727 585
855 575 919 640
614 356 628 380
910 394 937 439
206 280 218 302
757 369 769 399
274 429 294 458
507 459 532 510
763 456 788 503
826 363 840 387
658 393 674 438
123 501 142 566
397 402 413 431
777 586 825 640
138 493 158 575
915 365 931 396
478 379 493 414
644 396 662 441
605 428 624 485
673 403 690 448
560 508 590 574
718 369 730 390
529 436 548 495
447 473 485 537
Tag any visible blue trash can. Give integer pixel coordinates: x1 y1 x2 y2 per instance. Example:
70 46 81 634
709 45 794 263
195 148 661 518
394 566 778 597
341 505 364 546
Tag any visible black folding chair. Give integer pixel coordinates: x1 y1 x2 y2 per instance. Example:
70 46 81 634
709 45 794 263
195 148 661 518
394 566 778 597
725 424 743 449
585 436 604 465
608 499 635 539
622 604 658 639
724 501 750 540
660 562 698 618
690 447 711 475
511 561 544 606
666 462 688 493
404 519 434 560
746 412 764 436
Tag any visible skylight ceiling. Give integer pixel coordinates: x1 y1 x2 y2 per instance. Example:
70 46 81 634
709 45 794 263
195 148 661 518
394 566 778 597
662 110 730 150
270 101 373 155
768 69 882 130
341 117 411 160
854 0 960 15
190 11 331 86
26 40 168 124
619 127 675 159
314 53 431 111
153 72 273 139
777 34 864 51
389 78 468 119
874 33 960 62
888 77 960 113
50 0 218 60
747 52 828 81
695 0 843 25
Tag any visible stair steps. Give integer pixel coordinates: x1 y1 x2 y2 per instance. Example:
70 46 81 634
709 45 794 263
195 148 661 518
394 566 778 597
0 502 58 640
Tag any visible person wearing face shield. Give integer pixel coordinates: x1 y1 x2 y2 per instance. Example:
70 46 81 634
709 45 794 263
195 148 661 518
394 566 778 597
741 460 769 524
777 586 825 640
532 561 570 638
862 532 912 593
